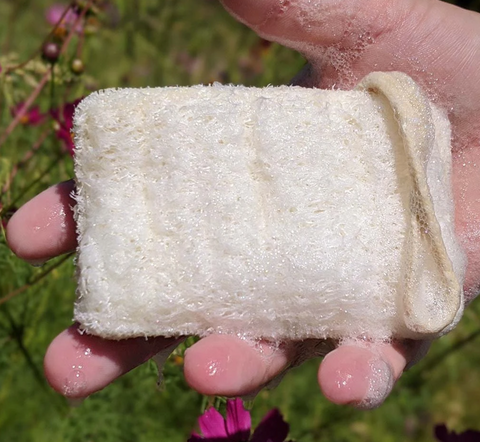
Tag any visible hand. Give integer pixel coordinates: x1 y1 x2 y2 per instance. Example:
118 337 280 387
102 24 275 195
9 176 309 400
7 0 480 408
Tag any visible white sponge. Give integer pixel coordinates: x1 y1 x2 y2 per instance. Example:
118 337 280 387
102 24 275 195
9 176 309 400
73 72 466 342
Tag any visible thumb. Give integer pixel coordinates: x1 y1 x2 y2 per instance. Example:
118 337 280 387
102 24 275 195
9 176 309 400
220 0 422 87
220 0 407 48
220 0 480 106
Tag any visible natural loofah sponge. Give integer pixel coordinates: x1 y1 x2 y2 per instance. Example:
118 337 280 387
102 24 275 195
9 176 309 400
73 72 466 342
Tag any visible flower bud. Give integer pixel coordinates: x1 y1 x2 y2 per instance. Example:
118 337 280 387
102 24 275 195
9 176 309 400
42 42 60 63
71 59 84 74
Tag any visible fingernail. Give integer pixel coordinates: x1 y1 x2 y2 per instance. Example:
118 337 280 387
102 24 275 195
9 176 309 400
357 358 394 410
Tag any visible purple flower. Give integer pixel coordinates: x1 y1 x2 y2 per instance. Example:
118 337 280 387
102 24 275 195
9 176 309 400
45 3 82 32
11 103 45 126
188 398 292 442
435 424 480 441
249 409 290 442
45 3 76 25
50 99 82 156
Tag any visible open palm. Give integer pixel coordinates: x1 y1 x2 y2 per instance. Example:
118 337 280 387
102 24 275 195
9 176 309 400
7 0 480 408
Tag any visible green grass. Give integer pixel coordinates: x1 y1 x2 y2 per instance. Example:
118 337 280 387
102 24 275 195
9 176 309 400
1 1 480 441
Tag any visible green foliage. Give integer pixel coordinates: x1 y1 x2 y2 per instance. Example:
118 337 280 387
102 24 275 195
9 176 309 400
1 1 480 441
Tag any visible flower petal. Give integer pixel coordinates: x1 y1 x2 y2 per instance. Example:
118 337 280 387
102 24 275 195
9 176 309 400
198 407 229 439
226 399 251 441
29 107 45 125
50 108 60 122
62 100 80 131
11 103 45 126
45 3 79 27
187 432 207 442
55 127 75 156
45 4 67 25
434 424 480 442
250 409 289 442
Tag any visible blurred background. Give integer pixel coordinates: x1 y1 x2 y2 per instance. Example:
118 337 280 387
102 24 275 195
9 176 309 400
1 1 480 441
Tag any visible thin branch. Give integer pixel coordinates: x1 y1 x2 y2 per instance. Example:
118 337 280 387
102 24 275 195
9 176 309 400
420 328 480 374
1 129 51 195
0 253 74 306
2 304 49 391
0 68 52 148
5 3 75 73
0 151 64 216
0 0 93 149
1 303 67 412
76 26 86 59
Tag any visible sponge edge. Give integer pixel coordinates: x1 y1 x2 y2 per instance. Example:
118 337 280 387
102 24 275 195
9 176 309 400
73 72 466 342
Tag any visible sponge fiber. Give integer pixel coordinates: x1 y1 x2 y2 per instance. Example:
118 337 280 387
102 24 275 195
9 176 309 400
72 72 466 341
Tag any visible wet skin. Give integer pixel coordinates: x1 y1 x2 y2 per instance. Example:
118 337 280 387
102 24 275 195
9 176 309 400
7 0 480 407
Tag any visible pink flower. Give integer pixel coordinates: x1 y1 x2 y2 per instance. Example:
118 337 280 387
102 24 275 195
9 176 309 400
50 99 82 156
435 424 480 441
188 398 292 442
11 103 45 126
45 3 82 32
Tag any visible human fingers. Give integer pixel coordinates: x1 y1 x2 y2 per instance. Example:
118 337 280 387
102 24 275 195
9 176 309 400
221 0 480 134
182 334 416 409
44 323 417 408
317 341 428 409
45 327 291 399
183 334 292 397
6 180 77 264
44 323 179 398
219 0 480 406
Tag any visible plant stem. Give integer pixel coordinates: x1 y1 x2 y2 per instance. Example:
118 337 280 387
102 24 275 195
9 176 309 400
420 328 480 374
5 2 75 73
0 253 74 306
0 151 64 216
1 303 66 412
2 304 49 391
0 0 93 150
0 68 52 148
1 129 51 196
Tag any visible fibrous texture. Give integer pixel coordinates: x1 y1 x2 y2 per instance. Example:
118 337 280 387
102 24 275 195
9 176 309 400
73 72 465 341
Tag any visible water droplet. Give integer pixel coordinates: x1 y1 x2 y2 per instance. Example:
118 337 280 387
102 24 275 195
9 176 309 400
64 369 87 397
257 341 276 357
207 362 219 376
